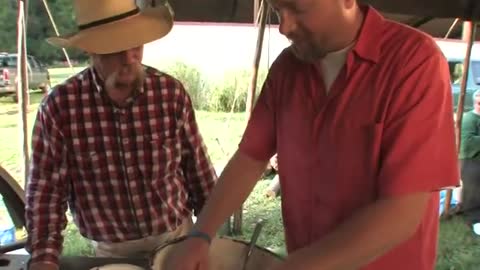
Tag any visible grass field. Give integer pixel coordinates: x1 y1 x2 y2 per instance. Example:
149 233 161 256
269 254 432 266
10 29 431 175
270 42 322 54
1 68 480 269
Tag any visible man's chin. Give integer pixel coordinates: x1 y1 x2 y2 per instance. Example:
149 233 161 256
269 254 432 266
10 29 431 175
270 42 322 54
289 46 316 63
115 80 136 89
108 67 145 91
115 77 144 91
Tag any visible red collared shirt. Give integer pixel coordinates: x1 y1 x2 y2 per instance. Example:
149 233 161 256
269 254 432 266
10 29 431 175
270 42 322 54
239 7 459 270
26 66 216 265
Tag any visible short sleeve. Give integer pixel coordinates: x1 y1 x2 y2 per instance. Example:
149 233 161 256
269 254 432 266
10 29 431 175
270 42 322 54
378 42 460 197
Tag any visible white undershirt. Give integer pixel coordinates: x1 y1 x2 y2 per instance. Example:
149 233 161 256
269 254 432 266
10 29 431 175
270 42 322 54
317 43 355 94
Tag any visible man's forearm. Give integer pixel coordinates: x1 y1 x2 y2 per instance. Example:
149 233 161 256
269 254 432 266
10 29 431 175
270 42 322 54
278 192 431 270
26 178 67 267
193 149 268 236
27 231 63 267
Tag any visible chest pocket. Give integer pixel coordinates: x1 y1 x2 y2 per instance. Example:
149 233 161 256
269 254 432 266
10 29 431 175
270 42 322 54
141 127 184 191
328 122 384 204
68 133 113 182
148 134 182 175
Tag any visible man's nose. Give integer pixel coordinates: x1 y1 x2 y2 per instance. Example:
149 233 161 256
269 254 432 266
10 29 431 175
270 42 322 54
121 48 140 64
278 11 296 37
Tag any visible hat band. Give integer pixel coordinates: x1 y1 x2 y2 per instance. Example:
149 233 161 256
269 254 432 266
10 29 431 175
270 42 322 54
78 7 140 31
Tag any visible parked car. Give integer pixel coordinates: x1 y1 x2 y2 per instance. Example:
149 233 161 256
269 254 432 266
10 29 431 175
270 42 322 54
436 39 480 112
0 52 51 101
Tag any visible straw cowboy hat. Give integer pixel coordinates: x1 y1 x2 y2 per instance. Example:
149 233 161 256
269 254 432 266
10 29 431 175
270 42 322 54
47 0 174 54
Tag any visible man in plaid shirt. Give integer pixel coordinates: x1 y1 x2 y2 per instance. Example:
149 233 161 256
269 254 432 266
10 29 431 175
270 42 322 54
25 1 217 269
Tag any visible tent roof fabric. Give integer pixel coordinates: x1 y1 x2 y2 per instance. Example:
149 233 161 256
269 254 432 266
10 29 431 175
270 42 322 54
167 0 479 39
168 0 480 21
361 0 480 21
362 0 480 39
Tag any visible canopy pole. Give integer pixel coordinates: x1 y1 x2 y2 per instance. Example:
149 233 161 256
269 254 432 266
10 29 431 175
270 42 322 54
17 0 29 188
231 0 269 235
245 0 268 119
42 0 74 73
253 0 260 24
444 18 461 39
444 21 477 216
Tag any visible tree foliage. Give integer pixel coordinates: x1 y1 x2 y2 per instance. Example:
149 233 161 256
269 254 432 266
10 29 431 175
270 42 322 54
0 0 87 64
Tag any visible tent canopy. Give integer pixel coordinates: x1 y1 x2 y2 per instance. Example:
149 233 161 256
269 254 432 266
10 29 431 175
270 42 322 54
364 0 480 39
362 0 480 20
168 0 480 39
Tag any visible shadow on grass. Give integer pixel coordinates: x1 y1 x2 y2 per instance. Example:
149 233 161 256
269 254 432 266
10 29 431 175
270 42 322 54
0 92 45 106
0 110 17 116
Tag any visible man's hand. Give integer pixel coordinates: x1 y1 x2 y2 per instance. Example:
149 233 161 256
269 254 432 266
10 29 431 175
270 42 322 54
163 238 210 270
29 262 59 270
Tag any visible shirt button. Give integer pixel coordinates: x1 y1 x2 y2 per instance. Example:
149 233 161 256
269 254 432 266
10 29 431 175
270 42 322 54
127 167 134 173
122 138 129 144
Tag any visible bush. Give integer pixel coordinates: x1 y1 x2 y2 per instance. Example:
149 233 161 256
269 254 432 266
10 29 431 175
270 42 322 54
207 69 267 113
164 61 209 110
164 62 268 112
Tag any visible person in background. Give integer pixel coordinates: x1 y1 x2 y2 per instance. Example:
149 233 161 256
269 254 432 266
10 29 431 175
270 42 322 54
265 154 281 198
459 89 480 232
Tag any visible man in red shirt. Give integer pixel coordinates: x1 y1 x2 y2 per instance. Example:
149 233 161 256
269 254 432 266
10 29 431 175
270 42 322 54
166 0 459 269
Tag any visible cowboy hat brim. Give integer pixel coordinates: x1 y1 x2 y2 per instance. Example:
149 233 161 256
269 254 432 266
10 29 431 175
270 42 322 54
47 6 173 54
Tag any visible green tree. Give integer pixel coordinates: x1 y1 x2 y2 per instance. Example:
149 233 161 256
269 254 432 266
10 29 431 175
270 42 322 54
27 0 87 63
0 0 86 64
0 0 18 53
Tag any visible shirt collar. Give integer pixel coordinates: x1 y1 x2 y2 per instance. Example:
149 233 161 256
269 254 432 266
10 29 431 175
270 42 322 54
89 66 104 93
351 5 385 64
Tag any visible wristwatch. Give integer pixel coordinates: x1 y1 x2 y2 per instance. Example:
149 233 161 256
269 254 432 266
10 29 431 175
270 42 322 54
186 229 212 245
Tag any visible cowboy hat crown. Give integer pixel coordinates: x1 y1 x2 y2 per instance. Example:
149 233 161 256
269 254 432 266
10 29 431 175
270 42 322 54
47 0 174 54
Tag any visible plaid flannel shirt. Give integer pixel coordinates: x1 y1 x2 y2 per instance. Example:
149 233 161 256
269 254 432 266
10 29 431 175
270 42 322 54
25 66 217 266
